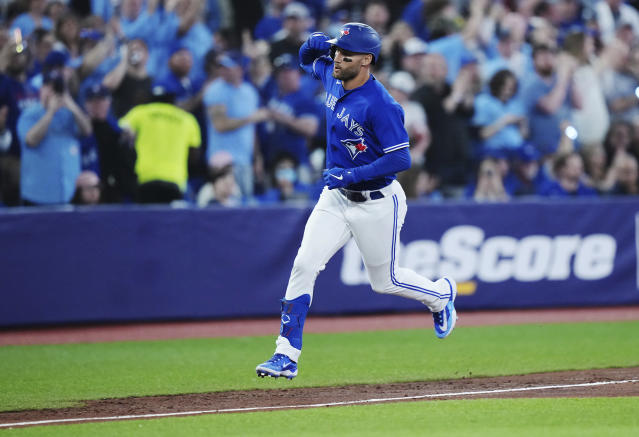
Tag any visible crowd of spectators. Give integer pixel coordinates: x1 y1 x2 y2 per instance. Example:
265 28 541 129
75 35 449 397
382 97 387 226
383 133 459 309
2 0 639 208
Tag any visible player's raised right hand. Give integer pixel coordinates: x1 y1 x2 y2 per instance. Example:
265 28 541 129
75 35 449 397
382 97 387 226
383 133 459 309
307 32 331 52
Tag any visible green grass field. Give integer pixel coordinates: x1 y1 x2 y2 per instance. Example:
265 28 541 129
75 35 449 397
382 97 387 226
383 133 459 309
1 321 638 435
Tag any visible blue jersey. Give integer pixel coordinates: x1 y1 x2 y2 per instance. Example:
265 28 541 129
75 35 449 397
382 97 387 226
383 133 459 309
306 56 410 191
258 87 319 166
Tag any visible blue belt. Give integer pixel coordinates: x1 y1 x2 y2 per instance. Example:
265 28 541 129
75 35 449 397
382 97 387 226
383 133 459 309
339 188 385 202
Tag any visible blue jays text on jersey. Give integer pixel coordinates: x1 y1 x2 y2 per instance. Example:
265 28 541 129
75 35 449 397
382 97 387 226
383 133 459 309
307 55 410 190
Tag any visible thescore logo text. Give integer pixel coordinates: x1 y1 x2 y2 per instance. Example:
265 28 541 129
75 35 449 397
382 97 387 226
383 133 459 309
341 225 616 284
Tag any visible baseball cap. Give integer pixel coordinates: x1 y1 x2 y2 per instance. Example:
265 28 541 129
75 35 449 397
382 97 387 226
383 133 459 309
388 71 416 95
85 83 111 99
283 2 310 19
273 53 297 72
150 84 176 102
42 69 63 85
517 143 540 162
482 148 509 160
153 76 182 95
218 51 245 69
403 37 428 56
44 50 71 68
460 52 478 67
79 29 104 40
168 42 191 57
151 84 170 96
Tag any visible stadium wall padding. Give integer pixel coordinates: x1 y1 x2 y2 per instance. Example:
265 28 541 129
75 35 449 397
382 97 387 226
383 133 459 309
1 199 639 326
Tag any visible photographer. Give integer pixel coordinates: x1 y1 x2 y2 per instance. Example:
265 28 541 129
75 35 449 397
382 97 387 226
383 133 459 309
472 157 510 203
520 44 583 158
17 70 92 205
102 38 152 119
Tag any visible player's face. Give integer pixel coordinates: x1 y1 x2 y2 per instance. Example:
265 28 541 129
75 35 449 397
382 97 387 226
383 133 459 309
332 48 370 81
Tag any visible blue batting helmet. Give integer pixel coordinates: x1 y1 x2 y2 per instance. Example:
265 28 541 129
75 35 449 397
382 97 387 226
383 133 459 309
327 23 381 63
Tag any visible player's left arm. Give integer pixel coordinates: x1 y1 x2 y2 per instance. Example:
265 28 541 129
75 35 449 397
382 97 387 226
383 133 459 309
324 148 410 189
324 103 411 189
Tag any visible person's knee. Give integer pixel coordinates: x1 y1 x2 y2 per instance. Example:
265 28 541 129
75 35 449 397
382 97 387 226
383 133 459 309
291 254 321 279
371 280 396 294
366 265 393 294
368 267 395 294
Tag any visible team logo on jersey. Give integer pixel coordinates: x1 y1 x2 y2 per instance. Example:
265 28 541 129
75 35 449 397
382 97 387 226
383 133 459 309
340 138 368 160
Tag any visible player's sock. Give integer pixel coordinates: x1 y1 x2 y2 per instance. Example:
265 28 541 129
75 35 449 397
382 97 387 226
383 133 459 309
275 294 311 362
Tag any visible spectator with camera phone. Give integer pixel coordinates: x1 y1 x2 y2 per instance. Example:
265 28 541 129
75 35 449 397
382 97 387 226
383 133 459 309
102 38 152 119
521 44 583 157
17 70 92 205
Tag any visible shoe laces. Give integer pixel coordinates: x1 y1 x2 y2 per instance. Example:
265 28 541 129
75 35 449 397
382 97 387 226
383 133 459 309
433 310 444 325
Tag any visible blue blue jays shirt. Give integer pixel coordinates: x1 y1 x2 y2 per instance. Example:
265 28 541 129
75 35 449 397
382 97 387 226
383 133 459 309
306 56 410 191
258 87 320 166
17 104 82 204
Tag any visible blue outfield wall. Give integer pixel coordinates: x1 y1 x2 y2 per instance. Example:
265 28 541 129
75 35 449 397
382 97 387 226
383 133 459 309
1 198 639 326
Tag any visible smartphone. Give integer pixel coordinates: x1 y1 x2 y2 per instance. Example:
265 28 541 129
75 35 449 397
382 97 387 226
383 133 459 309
14 28 24 54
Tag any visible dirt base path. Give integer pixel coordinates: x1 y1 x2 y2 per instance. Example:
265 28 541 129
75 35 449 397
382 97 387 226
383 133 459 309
1 367 638 429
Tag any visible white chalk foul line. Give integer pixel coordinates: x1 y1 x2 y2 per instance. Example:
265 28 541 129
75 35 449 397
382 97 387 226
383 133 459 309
1 378 637 429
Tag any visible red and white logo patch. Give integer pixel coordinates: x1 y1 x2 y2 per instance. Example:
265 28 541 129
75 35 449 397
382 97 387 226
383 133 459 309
341 138 368 160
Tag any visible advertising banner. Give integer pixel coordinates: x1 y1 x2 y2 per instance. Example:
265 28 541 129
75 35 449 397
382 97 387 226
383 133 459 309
1 199 638 326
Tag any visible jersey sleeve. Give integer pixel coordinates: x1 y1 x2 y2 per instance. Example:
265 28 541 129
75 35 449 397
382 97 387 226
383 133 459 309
301 55 333 85
370 102 410 154
351 146 411 182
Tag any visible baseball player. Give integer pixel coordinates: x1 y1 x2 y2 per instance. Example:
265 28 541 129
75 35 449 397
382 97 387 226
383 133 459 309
256 23 458 380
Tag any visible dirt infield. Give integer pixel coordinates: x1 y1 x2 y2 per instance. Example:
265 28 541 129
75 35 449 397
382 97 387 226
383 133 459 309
2 306 639 346
1 367 638 428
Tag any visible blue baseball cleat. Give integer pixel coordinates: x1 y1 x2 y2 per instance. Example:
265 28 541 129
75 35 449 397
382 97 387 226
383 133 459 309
433 277 458 339
256 354 298 379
